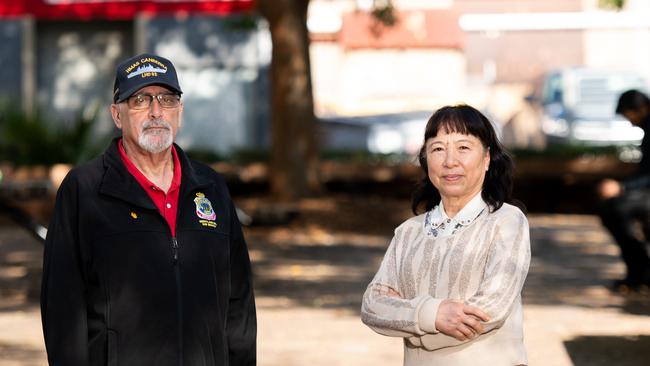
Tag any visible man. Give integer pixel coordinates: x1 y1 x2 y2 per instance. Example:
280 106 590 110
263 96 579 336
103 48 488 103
41 53 256 365
598 89 650 291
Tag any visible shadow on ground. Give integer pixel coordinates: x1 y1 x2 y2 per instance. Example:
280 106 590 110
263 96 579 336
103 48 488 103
251 242 387 309
2 194 650 315
3 186 650 366
0 219 42 312
0 342 45 366
525 215 650 315
564 335 650 366
241 195 650 315
243 194 411 311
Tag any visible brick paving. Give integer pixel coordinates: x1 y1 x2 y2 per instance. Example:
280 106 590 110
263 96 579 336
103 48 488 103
1 196 650 365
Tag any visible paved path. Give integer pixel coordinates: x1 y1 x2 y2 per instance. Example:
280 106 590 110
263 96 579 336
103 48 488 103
1 198 649 365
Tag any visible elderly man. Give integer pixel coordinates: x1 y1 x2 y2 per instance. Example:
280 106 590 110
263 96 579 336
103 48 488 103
41 53 256 365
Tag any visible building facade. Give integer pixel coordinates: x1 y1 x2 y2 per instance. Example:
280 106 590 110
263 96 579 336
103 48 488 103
0 0 270 156
308 0 650 150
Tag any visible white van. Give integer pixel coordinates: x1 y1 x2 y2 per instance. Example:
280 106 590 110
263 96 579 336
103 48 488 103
529 67 647 146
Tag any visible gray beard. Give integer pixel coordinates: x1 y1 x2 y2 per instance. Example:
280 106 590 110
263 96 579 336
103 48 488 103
138 119 173 153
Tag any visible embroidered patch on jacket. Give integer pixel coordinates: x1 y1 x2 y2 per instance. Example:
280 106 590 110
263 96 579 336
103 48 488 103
130 211 138 219
194 192 217 228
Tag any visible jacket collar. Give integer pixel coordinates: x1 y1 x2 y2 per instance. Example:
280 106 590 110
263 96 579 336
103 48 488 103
99 137 212 209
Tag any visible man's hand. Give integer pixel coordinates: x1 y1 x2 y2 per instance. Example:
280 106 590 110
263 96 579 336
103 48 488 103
598 179 623 200
435 300 490 341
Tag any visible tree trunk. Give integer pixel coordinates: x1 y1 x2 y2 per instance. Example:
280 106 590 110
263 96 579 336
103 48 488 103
258 0 319 201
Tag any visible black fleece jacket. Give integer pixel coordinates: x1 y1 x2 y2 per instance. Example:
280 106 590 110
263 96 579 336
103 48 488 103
41 138 256 366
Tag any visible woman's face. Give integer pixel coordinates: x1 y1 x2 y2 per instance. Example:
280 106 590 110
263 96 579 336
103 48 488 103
425 130 490 205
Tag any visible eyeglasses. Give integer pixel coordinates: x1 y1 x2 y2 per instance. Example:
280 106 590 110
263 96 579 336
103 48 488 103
126 93 181 110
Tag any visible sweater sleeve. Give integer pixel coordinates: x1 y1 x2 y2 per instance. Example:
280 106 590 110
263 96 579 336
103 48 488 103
361 227 440 338
417 210 531 351
226 200 257 366
40 172 89 365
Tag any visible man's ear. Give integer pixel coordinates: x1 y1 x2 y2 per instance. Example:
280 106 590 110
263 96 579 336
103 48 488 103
110 104 123 129
178 102 184 128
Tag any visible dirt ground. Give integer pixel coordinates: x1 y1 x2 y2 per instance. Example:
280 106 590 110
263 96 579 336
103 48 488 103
1 193 650 365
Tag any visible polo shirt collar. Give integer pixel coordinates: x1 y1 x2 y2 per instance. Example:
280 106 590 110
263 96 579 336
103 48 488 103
117 138 181 194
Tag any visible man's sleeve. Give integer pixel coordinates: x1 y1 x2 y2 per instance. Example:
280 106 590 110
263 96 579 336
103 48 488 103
227 201 257 366
622 174 650 191
41 173 89 365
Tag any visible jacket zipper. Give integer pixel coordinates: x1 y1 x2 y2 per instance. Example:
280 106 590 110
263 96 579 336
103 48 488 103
172 237 179 263
169 185 209 365
172 236 183 366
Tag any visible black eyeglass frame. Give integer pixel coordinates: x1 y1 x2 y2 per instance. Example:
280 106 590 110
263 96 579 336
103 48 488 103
125 93 181 110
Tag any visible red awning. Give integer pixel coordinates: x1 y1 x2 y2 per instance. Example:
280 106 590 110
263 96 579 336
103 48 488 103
0 0 255 20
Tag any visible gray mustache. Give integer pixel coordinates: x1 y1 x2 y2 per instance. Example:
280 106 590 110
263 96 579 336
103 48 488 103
142 120 171 131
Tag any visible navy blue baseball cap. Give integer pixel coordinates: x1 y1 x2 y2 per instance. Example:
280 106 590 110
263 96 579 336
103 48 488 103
113 53 182 103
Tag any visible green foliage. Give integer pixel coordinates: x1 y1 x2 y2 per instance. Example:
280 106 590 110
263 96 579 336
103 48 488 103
183 148 225 164
599 0 625 10
231 148 270 164
224 14 259 31
0 102 108 165
321 149 409 164
371 2 397 27
184 148 267 165
186 147 412 165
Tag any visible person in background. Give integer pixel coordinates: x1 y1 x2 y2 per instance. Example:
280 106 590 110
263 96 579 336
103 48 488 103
361 105 530 366
598 89 650 292
41 53 256 365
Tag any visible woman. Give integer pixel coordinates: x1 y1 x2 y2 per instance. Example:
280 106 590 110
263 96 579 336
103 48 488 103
361 105 530 366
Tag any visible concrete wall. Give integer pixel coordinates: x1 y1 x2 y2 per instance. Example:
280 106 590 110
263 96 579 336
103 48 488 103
465 30 584 83
143 15 271 155
583 28 650 84
1 15 271 156
311 45 465 116
0 20 24 102
36 20 133 131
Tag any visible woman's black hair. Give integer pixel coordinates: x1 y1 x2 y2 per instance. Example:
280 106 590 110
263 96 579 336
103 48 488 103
411 104 516 215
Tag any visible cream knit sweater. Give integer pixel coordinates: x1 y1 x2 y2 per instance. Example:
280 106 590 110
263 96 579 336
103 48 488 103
361 200 531 366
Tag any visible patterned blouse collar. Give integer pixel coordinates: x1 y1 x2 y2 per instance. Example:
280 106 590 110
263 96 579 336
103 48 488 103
424 192 487 237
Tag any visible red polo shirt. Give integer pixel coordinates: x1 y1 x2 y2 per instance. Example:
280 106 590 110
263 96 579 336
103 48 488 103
118 139 182 236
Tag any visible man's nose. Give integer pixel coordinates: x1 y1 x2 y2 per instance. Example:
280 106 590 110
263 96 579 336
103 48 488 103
149 97 163 118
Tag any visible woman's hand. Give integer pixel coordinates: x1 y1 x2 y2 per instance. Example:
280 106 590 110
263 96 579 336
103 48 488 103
435 299 490 341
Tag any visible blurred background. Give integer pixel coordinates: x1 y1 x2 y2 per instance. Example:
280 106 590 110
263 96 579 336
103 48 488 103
1 0 650 365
